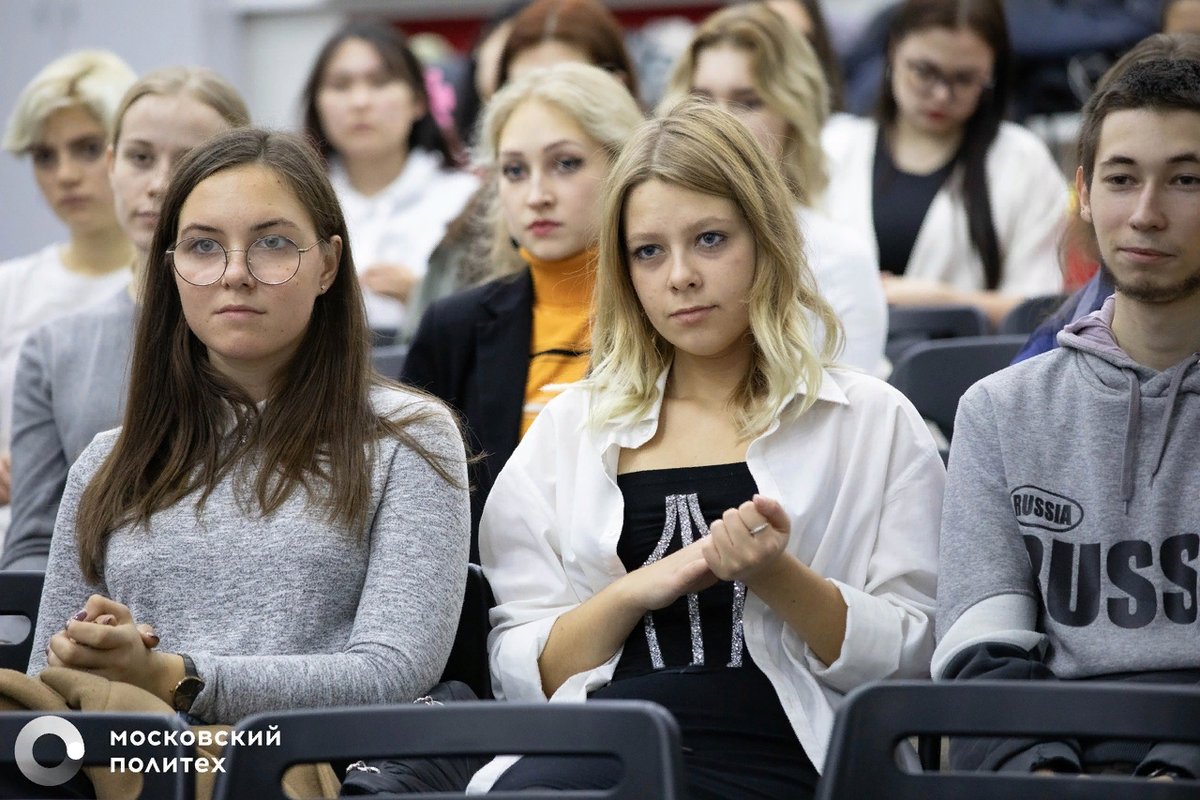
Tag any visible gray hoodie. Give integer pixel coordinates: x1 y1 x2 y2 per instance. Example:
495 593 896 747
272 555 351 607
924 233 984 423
936 296 1200 680
932 296 1200 773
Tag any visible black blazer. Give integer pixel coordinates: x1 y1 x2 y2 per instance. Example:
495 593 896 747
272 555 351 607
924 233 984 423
401 269 533 561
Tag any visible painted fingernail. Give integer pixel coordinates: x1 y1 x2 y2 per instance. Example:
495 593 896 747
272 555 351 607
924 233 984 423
73 610 87 621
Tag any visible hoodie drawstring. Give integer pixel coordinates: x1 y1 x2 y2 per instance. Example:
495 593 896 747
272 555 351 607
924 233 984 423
1149 353 1200 482
1121 372 1140 515
1120 353 1200 513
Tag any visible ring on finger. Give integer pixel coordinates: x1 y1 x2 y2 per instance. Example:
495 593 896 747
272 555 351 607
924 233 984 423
748 522 770 535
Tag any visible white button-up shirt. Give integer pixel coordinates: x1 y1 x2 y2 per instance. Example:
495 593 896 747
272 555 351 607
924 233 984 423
478 365 944 773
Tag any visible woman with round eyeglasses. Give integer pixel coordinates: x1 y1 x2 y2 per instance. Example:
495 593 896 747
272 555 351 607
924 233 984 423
25 128 469 760
823 0 1069 328
2 68 249 575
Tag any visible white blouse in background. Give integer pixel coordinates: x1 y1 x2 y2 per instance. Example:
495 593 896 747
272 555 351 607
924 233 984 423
331 149 478 331
477 366 944 778
0 244 130 453
798 206 888 375
821 116 1069 297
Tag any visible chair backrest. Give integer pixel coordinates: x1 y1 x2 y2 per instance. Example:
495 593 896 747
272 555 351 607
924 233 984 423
213 700 684 800
0 570 44 671
887 304 992 363
818 681 1200 800
371 344 409 380
438 564 494 699
998 293 1068 335
888 335 1027 438
0 711 195 799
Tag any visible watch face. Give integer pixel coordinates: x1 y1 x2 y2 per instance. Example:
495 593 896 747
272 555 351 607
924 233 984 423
174 676 205 712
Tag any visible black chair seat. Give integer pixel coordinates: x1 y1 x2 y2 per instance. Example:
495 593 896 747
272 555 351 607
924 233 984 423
818 680 1200 800
213 700 685 800
0 570 44 672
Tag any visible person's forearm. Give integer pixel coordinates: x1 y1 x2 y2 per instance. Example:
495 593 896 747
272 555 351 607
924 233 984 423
537 577 646 697
746 553 848 667
950 289 1025 329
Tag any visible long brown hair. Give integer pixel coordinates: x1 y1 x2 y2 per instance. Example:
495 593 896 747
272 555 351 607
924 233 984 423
497 0 640 101
879 0 1010 290
74 128 462 582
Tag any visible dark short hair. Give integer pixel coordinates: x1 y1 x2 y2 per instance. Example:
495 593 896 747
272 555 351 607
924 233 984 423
1078 59 1200 186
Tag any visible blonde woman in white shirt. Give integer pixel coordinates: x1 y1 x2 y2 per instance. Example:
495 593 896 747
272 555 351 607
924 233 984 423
0 51 136 514
302 21 479 335
477 102 943 798
822 0 1069 326
665 2 887 374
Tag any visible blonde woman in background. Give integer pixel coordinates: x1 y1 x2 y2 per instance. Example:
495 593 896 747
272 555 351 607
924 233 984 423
2 67 248 573
477 102 943 798
0 52 136 522
401 63 644 558
666 3 888 374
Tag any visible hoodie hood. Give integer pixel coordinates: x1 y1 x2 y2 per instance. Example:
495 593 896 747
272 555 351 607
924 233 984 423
1057 295 1200 511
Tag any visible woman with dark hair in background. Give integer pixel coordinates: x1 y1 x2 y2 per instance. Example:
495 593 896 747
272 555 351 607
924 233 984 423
823 0 1069 327
498 0 641 101
302 21 478 337
27 128 469 734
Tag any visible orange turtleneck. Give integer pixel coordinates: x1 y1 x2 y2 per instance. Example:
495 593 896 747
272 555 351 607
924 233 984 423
520 247 596 437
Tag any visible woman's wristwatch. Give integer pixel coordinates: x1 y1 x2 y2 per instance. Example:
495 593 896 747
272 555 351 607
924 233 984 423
171 653 205 713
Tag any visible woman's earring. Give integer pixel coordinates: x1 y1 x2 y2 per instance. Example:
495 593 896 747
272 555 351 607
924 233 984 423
320 284 326 292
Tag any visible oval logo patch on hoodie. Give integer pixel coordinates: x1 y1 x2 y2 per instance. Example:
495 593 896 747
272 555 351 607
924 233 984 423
1011 485 1084 532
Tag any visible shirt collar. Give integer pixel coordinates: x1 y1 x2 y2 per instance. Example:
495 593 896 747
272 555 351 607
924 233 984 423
592 362 849 452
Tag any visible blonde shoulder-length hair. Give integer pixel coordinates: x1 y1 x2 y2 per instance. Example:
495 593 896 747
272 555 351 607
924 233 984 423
584 101 844 439
475 62 645 278
664 2 829 208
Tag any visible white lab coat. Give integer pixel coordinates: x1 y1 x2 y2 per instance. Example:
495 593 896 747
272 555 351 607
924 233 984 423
822 116 1068 296
477 366 943 777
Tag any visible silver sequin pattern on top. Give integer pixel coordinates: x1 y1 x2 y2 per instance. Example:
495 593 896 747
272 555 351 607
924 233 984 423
637 493 747 670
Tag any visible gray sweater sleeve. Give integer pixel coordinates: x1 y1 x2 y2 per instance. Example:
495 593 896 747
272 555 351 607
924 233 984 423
186 406 471 723
26 433 111 676
3 329 63 570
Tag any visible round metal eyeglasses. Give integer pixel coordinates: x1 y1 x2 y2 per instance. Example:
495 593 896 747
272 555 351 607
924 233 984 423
168 235 324 286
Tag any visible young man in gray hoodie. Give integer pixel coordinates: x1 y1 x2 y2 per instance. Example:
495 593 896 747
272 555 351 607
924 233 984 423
934 58 1200 779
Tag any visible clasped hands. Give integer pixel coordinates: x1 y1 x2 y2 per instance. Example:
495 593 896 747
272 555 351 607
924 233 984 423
629 494 792 612
46 594 181 704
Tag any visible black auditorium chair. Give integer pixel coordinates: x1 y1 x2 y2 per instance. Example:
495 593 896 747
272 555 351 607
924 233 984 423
0 711 195 800
438 564 494 700
818 680 1200 800
213 700 685 800
888 336 1027 440
0 570 44 671
886 304 991 364
999 293 1069 335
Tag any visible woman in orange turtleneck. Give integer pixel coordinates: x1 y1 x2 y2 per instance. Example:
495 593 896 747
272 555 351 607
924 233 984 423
402 64 644 557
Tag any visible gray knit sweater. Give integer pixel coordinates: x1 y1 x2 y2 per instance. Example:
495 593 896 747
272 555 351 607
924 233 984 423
26 386 470 725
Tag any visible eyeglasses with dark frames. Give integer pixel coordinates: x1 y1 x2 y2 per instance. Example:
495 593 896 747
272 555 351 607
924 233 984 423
168 235 325 286
903 58 994 101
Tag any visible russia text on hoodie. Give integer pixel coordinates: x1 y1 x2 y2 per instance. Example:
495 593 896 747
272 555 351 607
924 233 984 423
935 295 1200 683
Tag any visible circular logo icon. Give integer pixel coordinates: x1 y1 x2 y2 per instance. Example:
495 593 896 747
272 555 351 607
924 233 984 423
14 716 85 787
